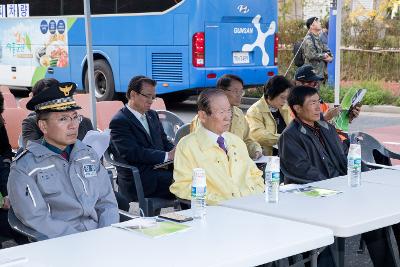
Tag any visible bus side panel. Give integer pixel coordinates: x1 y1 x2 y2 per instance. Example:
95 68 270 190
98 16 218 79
119 46 146 92
69 16 175 46
146 46 189 95
69 46 86 89
173 14 189 46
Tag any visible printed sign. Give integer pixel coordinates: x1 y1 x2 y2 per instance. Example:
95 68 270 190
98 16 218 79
0 18 69 68
6 4 18 17
18 4 30 17
0 3 30 17
0 5 6 18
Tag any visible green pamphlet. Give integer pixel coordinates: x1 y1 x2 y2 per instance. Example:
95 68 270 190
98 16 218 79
334 88 367 132
112 217 190 238
284 186 342 198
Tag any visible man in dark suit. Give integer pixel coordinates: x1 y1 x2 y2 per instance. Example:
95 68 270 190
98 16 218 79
110 76 175 202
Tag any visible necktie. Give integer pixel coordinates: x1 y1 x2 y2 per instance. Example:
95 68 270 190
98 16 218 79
217 136 227 154
140 115 150 135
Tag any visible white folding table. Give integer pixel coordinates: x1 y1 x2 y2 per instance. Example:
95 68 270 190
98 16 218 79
0 206 333 267
359 168 400 187
221 174 400 266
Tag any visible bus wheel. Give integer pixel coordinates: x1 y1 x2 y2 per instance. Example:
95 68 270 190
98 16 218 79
85 59 115 101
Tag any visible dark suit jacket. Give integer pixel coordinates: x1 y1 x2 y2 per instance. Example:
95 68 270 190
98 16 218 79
0 124 13 161
109 107 174 201
22 112 93 148
278 119 347 184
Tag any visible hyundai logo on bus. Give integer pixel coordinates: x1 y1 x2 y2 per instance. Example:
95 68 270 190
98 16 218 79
237 5 249 14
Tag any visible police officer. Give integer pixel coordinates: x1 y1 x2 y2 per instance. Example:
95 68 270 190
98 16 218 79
7 82 119 239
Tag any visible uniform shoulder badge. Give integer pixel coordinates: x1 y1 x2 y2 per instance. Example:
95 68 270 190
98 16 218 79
13 149 28 162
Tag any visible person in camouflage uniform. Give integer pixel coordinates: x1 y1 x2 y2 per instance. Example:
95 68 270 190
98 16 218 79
303 17 333 80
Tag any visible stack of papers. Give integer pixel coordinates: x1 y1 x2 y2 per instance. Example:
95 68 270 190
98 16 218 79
112 218 190 238
281 185 342 198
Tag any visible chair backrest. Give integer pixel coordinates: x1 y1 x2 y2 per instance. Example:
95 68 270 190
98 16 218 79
74 93 92 118
2 108 29 150
18 97 32 110
96 101 124 131
3 93 18 108
349 131 391 164
0 85 11 95
156 110 184 144
174 123 191 145
150 97 166 111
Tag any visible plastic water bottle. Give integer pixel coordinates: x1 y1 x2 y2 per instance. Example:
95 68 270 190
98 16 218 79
348 143 362 187
265 156 280 203
191 168 206 219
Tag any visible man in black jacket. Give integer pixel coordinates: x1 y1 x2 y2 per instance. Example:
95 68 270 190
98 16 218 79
279 85 347 184
279 85 398 267
110 76 175 202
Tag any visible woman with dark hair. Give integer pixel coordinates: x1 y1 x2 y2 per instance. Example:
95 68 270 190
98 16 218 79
246 75 293 156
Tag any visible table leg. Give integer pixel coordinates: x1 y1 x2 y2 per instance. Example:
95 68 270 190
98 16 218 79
310 249 318 267
333 237 345 267
385 226 400 267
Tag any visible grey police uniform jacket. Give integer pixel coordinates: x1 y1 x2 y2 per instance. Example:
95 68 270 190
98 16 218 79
7 140 119 239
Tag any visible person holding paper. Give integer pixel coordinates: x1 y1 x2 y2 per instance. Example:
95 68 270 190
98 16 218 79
279 85 398 267
8 82 119 239
246 75 293 156
109 76 175 202
190 74 262 159
171 89 264 205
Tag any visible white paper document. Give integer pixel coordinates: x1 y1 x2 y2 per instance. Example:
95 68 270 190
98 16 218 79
82 129 111 158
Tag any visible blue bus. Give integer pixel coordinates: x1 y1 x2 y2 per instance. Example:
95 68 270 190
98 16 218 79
0 0 278 101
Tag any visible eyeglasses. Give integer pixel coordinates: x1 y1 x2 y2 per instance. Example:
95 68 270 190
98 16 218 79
138 92 157 102
226 89 245 97
47 114 83 125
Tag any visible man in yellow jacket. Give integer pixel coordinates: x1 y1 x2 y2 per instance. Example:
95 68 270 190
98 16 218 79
190 74 262 159
246 75 293 156
171 89 264 205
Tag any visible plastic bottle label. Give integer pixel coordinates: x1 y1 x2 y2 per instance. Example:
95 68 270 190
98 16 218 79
191 186 206 197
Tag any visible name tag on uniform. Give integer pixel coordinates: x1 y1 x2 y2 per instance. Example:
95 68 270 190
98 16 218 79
83 164 97 178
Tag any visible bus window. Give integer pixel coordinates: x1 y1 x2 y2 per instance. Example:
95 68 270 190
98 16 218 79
117 0 182 14
63 0 83 15
92 0 115 15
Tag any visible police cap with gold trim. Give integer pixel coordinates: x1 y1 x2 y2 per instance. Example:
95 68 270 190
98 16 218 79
26 82 81 112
